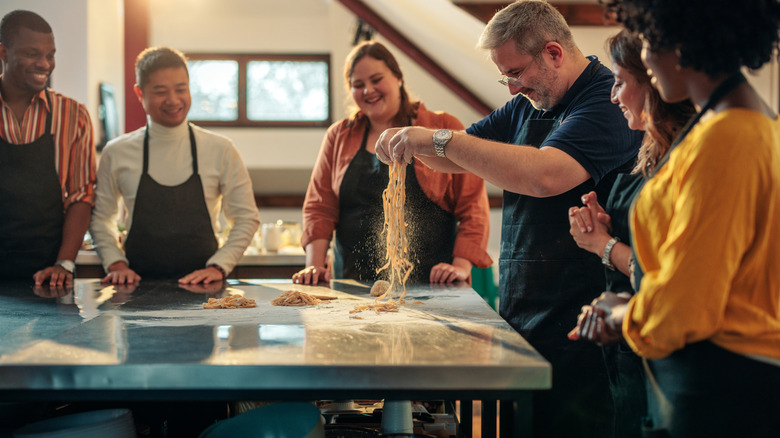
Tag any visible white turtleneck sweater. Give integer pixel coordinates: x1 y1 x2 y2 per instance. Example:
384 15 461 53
90 119 260 274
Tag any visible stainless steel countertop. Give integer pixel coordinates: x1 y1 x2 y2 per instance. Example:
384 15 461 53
75 249 305 266
0 279 550 399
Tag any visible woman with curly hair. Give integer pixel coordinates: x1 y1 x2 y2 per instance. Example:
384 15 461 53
574 0 780 436
567 29 694 438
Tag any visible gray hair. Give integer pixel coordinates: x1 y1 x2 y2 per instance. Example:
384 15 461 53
477 0 577 54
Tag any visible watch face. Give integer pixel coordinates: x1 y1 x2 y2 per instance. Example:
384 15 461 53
434 129 451 143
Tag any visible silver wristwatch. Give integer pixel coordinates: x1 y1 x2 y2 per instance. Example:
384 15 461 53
601 237 620 271
55 259 76 275
432 129 453 158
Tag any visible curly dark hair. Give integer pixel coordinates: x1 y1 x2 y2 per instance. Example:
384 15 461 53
601 0 780 77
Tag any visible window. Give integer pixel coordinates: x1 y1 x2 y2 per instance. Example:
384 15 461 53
186 54 332 127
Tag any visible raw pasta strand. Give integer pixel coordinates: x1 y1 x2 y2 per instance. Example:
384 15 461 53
376 161 414 301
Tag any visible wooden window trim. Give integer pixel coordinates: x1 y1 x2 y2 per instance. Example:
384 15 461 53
186 53 333 128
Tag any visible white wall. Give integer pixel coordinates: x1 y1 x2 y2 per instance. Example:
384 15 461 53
86 0 125 136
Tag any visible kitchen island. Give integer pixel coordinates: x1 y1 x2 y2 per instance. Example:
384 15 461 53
0 279 550 436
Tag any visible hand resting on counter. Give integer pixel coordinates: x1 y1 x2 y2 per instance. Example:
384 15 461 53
292 265 330 285
103 261 142 284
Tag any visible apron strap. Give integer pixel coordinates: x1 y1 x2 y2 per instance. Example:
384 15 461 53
43 90 52 136
359 123 370 151
188 124 198 174
142 126 150 175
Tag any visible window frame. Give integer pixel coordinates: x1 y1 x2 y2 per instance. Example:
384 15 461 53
186 53 332 128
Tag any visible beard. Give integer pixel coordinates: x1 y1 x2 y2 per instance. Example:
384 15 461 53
523 62 560 111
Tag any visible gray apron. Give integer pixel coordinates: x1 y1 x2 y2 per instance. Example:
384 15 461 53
123 124 218 278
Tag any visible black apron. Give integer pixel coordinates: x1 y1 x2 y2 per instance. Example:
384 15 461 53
499 67 620 436
604 172 644 293
334 124 457 283
601 172 649 438
123 124 218 278
0 91 64 279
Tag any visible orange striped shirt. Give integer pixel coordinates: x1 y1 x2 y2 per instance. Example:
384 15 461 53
0 86 96 209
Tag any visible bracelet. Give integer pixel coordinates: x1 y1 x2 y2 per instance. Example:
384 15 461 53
602 237 620 271
208 264 227 279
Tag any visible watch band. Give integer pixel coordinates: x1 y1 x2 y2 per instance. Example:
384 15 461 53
602 237 620 271
208 264 227 279
432 129 452 158
55 259 76 275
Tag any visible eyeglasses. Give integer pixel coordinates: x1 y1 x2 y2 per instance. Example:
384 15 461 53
497 47 545 87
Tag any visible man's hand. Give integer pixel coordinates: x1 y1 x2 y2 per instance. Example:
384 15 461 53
292 265 330 285
179 266 224 285
375 126 435 165
33 264 73 287
102 261 141 284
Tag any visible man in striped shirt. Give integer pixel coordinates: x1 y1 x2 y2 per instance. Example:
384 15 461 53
0 10 96 285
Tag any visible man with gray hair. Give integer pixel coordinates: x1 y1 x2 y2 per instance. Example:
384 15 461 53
377 1 642 436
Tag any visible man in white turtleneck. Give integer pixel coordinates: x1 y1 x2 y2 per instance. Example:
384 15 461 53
90 46 259 284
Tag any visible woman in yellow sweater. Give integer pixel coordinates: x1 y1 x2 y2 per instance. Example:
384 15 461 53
574 0 780 436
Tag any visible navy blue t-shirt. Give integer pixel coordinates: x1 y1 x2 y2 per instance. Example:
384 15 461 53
467 56 640 186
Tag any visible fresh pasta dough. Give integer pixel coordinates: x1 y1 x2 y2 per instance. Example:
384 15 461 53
203 295 257 309
271 290 323 306
370 279 390 297
375 162 414 301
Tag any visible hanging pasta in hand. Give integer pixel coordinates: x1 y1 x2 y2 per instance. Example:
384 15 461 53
375 161 414 301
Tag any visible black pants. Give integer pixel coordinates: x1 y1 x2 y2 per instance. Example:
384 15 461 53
645 341 780 438
532 339 614 438
603 342 646 438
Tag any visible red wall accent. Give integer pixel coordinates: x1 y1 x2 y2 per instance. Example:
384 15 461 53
123 0 149 133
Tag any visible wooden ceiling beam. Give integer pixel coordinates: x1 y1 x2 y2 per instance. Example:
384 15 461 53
454 2 617 26
337 0 494 116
